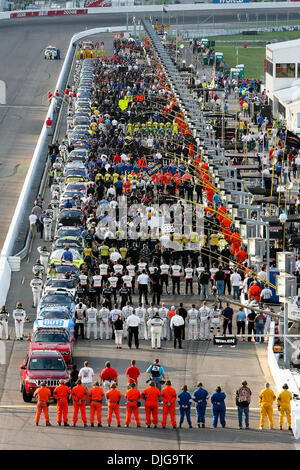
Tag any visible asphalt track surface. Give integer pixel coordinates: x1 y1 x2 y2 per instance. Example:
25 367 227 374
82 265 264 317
0 9 299 453
1 7 300 249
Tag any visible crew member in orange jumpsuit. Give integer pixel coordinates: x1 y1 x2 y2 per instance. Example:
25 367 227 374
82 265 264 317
53 379 70 426
163 171 173 185
34 381 51 426
230 231 242 256
142 381 161 428
88 381 104 427
248 281 261 303
106 383 122 427
161 380 177 429
206 183 214 205
236 248 248 264
173 173 181 193
72 379 88 427
152 171 164 184
124 382 141 428
221 217 232 241
123 180 131 194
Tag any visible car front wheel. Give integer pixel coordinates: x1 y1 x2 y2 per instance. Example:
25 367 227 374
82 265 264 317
22 384 33 403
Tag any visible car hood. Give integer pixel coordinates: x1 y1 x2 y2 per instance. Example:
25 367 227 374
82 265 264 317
31 342 71 351
26 370 69 380
35 319 73 329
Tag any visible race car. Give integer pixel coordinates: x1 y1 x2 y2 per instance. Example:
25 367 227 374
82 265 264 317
44 45 58 60
27 328 74 366
49 248 84 269
34 306 75 337
37 290 76 316
43 277 78 298
20 350 69 402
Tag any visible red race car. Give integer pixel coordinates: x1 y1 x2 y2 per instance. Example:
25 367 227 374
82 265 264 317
27 328 74 366
20 350 69 403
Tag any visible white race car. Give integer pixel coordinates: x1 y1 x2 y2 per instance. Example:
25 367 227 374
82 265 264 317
44 45 58 60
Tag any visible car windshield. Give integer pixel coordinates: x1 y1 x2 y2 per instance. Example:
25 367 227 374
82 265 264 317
59 210 82 218
54 265 79 275
65 170 87 176
46 280 76 289
61 191 84 199
38 310 70 320
57 228 81 237
66 184 86 191
29 357 65 370
51 250 81 260
41 294 72 304
34 332 69 343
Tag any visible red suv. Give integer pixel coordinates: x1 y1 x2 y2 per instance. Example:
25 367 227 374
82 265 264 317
27 328 74 366
20 350 69 402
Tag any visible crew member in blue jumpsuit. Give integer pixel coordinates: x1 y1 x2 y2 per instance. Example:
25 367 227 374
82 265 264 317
211 386 226 428
178 385 192 428
192 382 209 428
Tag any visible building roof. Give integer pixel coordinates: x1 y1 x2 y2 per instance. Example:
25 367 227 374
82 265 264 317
274 85 300 104
266 38 300 52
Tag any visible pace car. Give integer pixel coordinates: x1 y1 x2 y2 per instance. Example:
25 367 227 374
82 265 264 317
20 350 69 402
27 328 74 365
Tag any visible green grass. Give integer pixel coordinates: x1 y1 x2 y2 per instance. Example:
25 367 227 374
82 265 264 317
214 29 300 43
217 46 266 80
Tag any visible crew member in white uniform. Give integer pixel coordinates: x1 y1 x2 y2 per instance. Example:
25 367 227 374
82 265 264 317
33 259 45 279
160 263 170 294
0 306 9 340
30 273 43 308
209 303 221 339
135 303 147 340
147 312 164 349
199 301 211 340
43 212 53 242
187 304 199 340
147 303 158 337
171 263 182 295
13 302 26 340
86 302 98 340
37 246 50 272
99 305 110 340
50 196 59 221
92 270 102 305
158 303 169 340
185 264 194 295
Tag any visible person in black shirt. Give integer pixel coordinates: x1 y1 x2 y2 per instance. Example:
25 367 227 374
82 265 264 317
150 268 161 305
247 310 256 342
102 283 113 311
178 302 187 340
221 302 233 335
223 267 232 296
201 245 210 268
119 284 130 309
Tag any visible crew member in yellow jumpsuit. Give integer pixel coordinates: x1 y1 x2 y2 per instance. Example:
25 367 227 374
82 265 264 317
277 383 292 431
259 382 276 430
